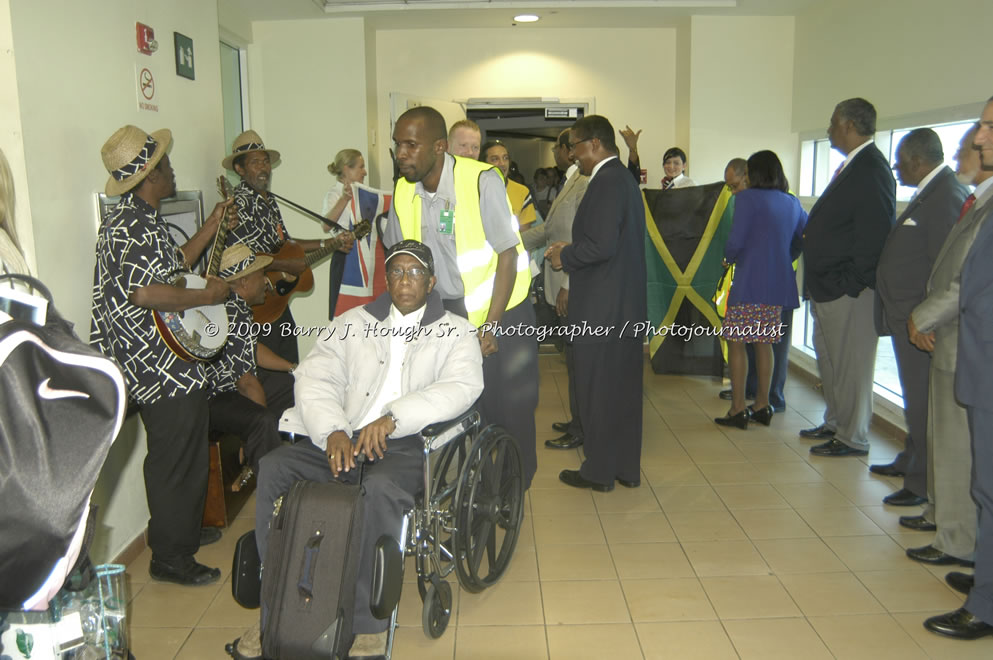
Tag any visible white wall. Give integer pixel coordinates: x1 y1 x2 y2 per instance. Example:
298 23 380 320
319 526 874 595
793 0 993 134
0 0 35 273
7 0 227 561
374 27 678 189
689 15 797 186
246 17 369 357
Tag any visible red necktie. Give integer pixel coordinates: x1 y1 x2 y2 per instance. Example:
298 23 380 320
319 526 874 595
831 163 844 181
958 193 976 223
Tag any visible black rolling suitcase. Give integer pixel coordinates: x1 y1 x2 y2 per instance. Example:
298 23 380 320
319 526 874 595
260 479 366 660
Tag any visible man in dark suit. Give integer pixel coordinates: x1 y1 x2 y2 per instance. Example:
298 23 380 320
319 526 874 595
924 99 993 641
545 115 647 492
801 97 896 457
872 128 968 506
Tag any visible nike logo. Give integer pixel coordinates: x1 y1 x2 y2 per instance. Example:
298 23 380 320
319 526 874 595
37 378 90 401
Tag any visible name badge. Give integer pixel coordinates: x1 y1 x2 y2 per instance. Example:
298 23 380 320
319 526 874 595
439 209 454 235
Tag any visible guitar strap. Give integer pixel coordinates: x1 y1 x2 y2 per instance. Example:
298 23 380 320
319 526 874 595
269 191 350 235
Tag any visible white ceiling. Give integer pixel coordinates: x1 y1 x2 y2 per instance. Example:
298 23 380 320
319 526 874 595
218 0 819 30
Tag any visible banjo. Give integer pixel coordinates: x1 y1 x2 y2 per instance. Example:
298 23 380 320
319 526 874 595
152 176 232 361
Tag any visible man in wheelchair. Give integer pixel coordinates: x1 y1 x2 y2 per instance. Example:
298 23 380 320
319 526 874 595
229 240 484 660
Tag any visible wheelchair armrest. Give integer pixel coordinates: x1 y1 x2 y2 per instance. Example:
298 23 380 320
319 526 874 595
420 408 478 438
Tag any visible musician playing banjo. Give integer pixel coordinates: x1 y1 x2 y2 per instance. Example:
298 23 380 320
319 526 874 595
222 130 354 370
90 125 236 586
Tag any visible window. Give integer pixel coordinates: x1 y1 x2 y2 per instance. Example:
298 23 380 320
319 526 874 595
795 118 977 405
219 41 246 157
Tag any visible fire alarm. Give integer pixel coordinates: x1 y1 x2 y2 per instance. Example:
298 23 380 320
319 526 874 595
136 22 158 55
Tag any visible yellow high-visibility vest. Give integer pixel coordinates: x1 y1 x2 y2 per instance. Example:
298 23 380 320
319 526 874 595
393 156 531 327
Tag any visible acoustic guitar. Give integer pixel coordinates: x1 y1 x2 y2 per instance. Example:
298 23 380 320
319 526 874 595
152 176 233 361
251 219 371 323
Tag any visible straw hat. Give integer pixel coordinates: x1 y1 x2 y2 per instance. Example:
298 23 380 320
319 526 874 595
101 125 172 196
219 244 273 282
222 130 281 171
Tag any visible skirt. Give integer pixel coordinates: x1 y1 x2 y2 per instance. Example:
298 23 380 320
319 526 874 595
723 303 784 344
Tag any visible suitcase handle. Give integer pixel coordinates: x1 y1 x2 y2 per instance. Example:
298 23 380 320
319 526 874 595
297 533 323 600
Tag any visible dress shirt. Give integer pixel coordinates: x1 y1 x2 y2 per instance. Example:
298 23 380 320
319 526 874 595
590 155 618 182
914 164 945 196
355 302 427 430
838 138 874 175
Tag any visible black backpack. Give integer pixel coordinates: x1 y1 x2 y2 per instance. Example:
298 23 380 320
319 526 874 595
0 273 126 610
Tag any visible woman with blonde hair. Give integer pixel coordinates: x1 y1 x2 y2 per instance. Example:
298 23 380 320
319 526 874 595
0 147 31 279
322 148 366 230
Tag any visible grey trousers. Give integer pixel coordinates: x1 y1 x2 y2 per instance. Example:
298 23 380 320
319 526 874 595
926 366 978 560
889 330 930 497
811 289 877 450
965 406 993 624
255 436 423 634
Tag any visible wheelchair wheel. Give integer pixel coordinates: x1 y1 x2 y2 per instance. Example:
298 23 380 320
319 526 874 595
452 425 524 593
421 580 452 639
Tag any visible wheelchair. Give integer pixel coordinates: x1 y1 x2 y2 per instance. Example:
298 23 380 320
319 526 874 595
370 409 526 659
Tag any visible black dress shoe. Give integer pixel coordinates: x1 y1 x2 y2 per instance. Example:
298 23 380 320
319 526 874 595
150 557 221 586
899 515 937 532
883 488 927 506
719 389 733 400
905 544 974 567
559 469 613 492
924 608 993 640
945 572 975 596
714 409 749 429
869 462 905 477
545 432 583 450
551 421 570 433
809 438 868 456
748 405 774 426
616 477 640 488
201 526 222 546
799 424 835 439
946 571 975 595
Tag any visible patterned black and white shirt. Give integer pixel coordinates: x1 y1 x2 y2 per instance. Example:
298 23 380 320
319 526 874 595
227 181 289 254
204 294 256 396
89 193 206 404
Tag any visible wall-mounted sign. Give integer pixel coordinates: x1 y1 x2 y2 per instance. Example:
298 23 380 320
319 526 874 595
136 65 158 112
174 33 195 80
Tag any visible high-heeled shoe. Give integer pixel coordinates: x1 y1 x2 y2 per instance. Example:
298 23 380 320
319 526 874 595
715 409 749 429
748 405 774 426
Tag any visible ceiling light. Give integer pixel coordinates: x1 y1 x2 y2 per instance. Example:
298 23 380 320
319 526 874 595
514 14 540 22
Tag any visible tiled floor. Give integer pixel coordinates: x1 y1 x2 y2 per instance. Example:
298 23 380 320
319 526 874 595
126 354 993 659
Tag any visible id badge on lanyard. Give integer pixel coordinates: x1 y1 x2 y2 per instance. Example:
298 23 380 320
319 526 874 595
439 202 454 235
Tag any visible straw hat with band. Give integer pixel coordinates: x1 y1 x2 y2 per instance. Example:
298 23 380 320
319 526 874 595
219 244 273 282
101 125 172 196
222 130 281 171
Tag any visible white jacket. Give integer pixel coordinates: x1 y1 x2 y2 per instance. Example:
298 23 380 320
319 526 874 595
279 290 484 450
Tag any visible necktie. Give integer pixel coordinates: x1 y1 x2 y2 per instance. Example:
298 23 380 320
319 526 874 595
661 177 674 190
958 193 976 223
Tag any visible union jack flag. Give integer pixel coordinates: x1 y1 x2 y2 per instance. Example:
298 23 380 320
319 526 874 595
329 183 392 318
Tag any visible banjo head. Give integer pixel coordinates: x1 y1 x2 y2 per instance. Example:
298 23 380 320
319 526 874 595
157 274 229 358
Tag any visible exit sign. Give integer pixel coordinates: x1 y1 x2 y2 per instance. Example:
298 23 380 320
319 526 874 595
174 32 194 80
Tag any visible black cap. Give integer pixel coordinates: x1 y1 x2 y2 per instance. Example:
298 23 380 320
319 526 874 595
386 239 434 274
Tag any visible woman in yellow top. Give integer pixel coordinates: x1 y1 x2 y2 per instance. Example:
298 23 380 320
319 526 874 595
479 141 537 230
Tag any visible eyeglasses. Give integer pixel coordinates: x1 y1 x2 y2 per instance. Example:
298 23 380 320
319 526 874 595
567 137 594 151
386 266 429 281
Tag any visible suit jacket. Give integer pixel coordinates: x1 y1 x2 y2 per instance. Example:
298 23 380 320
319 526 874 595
955 198 993 411
912 185 993 371
521 171 589 304
802 143 896 302
560 158 647 344
874 166 968 335
725 188 806 308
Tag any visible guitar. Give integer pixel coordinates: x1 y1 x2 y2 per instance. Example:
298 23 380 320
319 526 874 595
152 176 233 361
251 219 372 323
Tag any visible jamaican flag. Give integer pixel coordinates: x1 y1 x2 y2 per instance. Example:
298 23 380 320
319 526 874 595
644 182 733 374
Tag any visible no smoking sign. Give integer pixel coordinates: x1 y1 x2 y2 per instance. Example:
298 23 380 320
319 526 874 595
135 64 159 112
